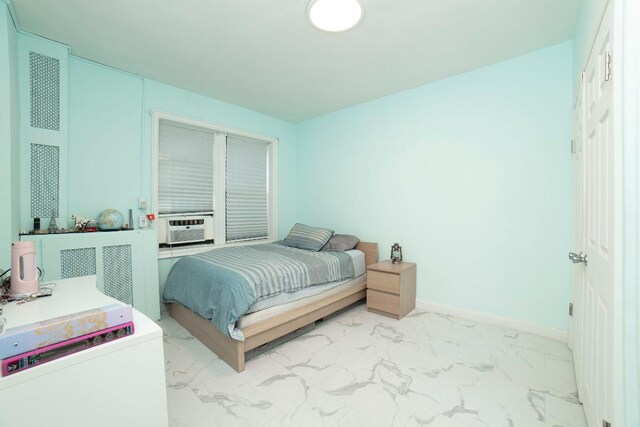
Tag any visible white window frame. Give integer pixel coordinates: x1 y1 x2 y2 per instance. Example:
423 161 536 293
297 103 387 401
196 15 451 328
151 111 278 259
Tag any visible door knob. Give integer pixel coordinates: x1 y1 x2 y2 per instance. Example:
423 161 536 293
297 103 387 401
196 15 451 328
568 251 588 265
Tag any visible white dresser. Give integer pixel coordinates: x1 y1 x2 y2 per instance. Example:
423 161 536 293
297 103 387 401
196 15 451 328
0 276 168 427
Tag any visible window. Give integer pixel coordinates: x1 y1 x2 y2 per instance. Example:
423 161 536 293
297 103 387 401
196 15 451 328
153 113 276 252
226 135 269 242
158 120 215 215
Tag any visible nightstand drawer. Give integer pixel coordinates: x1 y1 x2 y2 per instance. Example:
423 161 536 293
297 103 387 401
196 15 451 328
367 289 400 316
367 270 400 294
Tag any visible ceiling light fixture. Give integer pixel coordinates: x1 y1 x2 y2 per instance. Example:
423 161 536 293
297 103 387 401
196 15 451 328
308 0 363 33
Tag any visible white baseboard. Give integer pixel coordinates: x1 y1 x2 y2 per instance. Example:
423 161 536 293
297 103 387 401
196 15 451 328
415 299 568 343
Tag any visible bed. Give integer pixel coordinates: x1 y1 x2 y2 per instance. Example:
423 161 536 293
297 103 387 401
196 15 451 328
165 240 378 372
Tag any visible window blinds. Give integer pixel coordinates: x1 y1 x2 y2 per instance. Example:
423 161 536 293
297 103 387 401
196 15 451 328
226 135 268 242
158 120 214 214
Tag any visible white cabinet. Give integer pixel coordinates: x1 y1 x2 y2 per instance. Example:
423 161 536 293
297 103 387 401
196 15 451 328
21 229 160 320
0 276 168 427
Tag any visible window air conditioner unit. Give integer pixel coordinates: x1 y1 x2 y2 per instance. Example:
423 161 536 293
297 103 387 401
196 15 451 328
157 216 214 246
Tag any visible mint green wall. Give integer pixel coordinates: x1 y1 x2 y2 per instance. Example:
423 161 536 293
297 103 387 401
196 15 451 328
158 257 177 296
297 42 573 330
572 0 607 88
0 4 10 268
68 58 144 227
0 3 19 269
7 4 18 255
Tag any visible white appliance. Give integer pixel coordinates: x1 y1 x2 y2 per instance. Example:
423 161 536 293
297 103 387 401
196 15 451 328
10 241 39 295
157 215 214 245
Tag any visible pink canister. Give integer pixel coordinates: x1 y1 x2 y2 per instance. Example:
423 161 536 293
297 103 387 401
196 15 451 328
10 241 39 295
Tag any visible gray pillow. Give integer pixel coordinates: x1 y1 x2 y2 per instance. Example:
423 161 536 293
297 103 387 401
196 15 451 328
321 234 360 252
281 223 334 251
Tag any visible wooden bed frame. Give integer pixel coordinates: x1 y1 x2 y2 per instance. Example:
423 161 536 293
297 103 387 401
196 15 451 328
167 242 378 372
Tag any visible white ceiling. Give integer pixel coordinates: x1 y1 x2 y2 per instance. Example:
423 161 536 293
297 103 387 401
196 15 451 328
11 0 579 122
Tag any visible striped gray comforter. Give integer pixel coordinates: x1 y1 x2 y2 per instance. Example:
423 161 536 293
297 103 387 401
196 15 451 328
163 243 354 339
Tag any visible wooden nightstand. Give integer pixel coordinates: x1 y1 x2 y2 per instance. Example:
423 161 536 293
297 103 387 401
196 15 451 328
366 260 416 319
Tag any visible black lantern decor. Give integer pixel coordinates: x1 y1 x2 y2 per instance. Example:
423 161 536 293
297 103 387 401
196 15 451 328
390 243 403 264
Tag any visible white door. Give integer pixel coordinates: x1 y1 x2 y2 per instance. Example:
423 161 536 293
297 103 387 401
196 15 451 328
572 2 615 426
570 78 585 394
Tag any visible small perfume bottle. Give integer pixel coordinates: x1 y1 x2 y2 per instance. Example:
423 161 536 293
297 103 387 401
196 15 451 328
48 209 59 233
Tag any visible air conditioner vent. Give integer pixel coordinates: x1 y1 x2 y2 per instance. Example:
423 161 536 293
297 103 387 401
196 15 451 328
30 143 60 218
29 51 60 131
60 248 96 279
170 228 206 244
102 244 133 305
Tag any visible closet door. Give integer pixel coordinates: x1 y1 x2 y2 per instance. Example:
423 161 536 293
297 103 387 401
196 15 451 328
570 74 585 396
572 2 615 426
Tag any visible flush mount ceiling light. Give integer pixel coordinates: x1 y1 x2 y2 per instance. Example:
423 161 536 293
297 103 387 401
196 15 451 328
308 0 363 33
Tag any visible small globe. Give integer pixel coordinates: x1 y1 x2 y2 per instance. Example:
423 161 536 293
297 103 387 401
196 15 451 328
97 209 124 231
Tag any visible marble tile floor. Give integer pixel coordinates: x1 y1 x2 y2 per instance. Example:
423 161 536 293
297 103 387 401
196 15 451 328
158 303 587 427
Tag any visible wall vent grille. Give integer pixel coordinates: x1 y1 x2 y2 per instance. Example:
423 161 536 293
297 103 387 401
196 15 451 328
102 245 133 305
29 51 60 131
30 143 59 218
60 248 97 279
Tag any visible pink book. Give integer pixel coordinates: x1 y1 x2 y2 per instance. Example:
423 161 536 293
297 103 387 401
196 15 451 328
0 303 133 359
